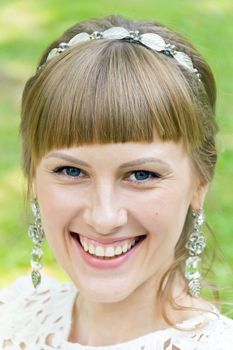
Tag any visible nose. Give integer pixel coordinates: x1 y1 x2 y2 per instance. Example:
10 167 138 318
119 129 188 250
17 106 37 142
83 183 128 234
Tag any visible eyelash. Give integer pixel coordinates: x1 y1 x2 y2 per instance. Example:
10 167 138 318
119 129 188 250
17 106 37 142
126 170 161 184
52 166 162 185
53 166 86 178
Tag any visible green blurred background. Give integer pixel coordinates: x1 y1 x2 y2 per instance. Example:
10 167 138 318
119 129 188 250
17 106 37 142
0 0 232 313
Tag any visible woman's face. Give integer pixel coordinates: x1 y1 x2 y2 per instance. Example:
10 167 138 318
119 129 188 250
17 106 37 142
34 140 206 302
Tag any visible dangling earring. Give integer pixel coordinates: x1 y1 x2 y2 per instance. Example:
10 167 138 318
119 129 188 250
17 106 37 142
28 199 45 288
185 209 206 297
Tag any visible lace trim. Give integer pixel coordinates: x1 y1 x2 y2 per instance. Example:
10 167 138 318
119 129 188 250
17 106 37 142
0 276 233 349
0 276 77 349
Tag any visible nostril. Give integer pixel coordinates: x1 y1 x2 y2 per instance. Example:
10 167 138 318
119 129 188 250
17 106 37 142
83 205 128 234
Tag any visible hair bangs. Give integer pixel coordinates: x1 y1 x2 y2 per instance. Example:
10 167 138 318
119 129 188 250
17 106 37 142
22 39 204 174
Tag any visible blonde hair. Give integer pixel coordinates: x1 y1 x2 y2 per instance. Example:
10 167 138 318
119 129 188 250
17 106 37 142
20 15 218 323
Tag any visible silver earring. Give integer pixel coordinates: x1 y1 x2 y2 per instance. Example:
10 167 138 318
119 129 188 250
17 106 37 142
185 209 206 297
28 199 45 288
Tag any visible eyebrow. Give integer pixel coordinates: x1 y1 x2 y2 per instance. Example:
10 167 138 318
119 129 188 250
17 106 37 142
46 152 171 169
45 152 91 168
119 158 171 169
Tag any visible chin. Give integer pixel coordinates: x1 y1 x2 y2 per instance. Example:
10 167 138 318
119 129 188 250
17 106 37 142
70 273 136 303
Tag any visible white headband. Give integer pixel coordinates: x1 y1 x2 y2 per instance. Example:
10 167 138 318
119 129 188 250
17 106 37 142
40 26 201 80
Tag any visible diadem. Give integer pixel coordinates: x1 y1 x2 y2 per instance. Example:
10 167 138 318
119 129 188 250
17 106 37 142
41 27 201 80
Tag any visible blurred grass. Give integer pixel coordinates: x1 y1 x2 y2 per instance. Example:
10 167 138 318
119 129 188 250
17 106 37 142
0 0 232 313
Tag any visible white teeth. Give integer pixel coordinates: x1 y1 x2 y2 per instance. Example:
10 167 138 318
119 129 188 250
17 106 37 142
122 243 128 253
79 236 140 258
83 241 89 252
114 246 123 255
95 246 105 257
89 245 95 255
130 239 136 248
105 246 115 257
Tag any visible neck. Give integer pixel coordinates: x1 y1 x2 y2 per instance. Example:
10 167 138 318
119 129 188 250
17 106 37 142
69 275 191 346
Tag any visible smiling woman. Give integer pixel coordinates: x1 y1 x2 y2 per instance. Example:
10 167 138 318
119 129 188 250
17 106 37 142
0 14 233 350
35 141 197 306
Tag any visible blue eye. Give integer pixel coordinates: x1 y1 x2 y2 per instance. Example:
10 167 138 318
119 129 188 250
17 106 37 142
65 167 81 177
54 166 83 177
129 170 160 182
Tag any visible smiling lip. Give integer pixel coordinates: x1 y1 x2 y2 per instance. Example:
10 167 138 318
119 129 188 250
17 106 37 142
77 233 141 245
70 232 146 270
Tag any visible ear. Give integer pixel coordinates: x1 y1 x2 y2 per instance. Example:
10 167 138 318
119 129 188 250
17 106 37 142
191 181 209 211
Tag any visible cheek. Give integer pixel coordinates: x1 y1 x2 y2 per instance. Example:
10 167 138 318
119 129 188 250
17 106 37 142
35 182 76 235
36 186 78 263
133 189 190 240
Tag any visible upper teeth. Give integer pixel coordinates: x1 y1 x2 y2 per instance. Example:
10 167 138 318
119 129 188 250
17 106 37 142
79 237 137 258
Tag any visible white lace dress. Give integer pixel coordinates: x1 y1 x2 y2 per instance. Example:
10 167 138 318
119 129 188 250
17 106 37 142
0 276 233 350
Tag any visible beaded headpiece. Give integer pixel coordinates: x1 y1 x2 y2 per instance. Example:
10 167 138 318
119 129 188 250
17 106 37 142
40 26 201 80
